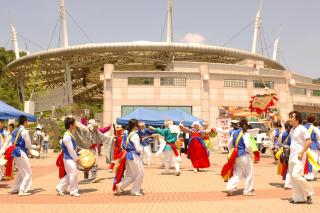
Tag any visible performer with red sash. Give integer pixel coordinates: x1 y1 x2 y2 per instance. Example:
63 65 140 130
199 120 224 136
114 119 144 196
149 120 180 176
6 115 34 196
224 118 254 196
179 121 211 173
56 117 80 197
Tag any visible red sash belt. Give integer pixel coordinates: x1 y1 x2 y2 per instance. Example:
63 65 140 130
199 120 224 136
56 152 66 179
166 142 179 157
4 145 16 179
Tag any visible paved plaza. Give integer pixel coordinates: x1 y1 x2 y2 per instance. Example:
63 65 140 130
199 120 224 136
1 148 320 213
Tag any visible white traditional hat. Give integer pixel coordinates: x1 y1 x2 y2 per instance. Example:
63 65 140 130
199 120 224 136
191 121 201 128
88 119 100 131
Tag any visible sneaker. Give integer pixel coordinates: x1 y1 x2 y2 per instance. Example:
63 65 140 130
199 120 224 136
175 171 181 176
227 189 237 196
243 191 255 196
9 190 19 194
194 169 198 173
130 192 143 196
306 196 312 204
56 188 65 196
71 192 80 197
18 192 31 196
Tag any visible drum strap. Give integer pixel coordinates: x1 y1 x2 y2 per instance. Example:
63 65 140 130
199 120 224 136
13 128 23 146
65 131 76 142
125 131 135 148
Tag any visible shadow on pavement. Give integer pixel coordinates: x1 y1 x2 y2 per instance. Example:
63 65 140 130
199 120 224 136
269 182 284 188
30 188 46 194
222 189 244 196
79 188 98 194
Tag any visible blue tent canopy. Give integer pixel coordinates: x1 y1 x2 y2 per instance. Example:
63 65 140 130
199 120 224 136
116 107 203 127
0 100 37 122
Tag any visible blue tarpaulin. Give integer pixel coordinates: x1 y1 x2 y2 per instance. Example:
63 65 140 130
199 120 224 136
116 107 203 127
0 100 37 122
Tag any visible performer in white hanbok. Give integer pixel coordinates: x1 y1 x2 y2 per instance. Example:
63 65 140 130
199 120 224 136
56 117 80 197
8 116 35 196
115 119 144 196
288 111 313 204
225 118 254 196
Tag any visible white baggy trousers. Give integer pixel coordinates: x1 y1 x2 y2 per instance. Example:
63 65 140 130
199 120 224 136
56 159 78 195
12 151 32 193
226 154 254 194
289 160 314 202
163 150 180 173
119 155 144 194
140 145 152 165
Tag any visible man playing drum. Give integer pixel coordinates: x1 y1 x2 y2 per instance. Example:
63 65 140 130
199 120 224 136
56 117 80 197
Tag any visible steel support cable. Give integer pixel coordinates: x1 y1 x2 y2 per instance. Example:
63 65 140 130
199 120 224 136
16 34 45 50
222 20 254 47
58 19 61 48
4 37 10 49
260 24 270 58
65 10 93 43
278 47 290 69
160 10 167 42
47 14 61 50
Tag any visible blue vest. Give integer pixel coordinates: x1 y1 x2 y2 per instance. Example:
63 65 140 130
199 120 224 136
137 128 154 146
0 128 4 137
122 131 140 160
61 132 77 160
304 123 319 150
232 128 246 157
11 126 27 157
281 131 291 146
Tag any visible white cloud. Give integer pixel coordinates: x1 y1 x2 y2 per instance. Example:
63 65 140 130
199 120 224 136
181 33 206 44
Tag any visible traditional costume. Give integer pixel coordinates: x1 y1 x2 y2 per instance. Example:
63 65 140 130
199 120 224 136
303 123 320 181
108 127 123 171
288 124 314 203
202 125 217 151
6 126 33 195
137 126 154 166
56 131 79 196
180 122 211 172
114 130 144 196
0 129 10 179
223 129 254 195
271 127 281 159
275 130 292 189
155 125 180 175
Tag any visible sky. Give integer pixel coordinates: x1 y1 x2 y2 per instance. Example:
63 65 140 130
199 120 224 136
0 0 319 78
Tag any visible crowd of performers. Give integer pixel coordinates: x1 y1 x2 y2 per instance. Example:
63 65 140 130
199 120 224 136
0 111 320 205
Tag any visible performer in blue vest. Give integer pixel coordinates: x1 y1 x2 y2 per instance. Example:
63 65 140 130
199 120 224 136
304 114 320 181
56 117 80 197
115 118 144 196
225 117 254 196
137 121 154 166
10 115 34 196
271 121 282 160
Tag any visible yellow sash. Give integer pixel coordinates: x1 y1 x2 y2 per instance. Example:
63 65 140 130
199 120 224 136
228 131 243 160
13 128 23 146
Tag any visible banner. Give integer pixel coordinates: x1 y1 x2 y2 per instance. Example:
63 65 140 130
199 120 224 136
216 118 231 148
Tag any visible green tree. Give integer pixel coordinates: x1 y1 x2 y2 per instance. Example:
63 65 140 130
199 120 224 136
25 57 46 99
0 47 22 109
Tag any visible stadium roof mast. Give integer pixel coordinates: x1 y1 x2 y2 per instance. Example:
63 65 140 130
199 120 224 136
10 24 26 102
60 0 73 105
167 0 173 43
251 0 263 54
273 37 279 61
166 0 174 70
